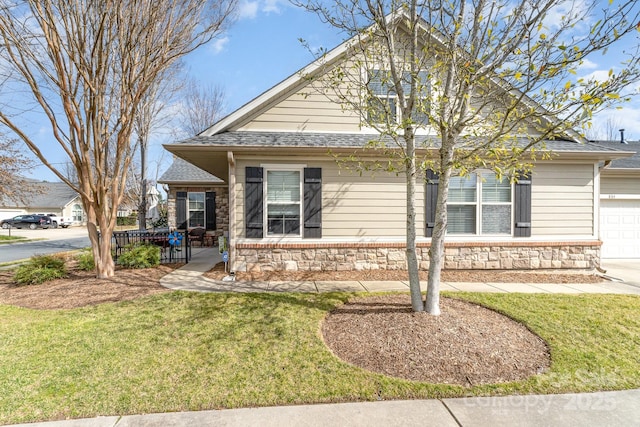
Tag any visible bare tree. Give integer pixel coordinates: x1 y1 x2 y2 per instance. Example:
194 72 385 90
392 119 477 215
0 134 37 205
0 0 236 278
586 116 625 141
176 79 227 136
135 63 185 230
297 0 640 313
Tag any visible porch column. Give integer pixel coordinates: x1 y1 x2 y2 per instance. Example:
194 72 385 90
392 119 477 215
227 151 236 272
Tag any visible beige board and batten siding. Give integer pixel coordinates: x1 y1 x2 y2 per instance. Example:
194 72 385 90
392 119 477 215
531 162 595 236
235 157 424 239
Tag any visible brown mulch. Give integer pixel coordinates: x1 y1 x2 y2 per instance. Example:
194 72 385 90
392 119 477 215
0 261 593 385
322 294 550 386
0 263 180 310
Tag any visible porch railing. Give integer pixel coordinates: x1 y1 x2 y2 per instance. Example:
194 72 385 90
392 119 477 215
112 230 190 264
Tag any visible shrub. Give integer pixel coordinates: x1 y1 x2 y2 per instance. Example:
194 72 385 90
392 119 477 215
76 249 95 271
116 215 137 226
117 244 160 269
13 255 67 285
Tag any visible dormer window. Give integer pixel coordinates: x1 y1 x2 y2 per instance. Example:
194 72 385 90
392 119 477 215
366 69 430 126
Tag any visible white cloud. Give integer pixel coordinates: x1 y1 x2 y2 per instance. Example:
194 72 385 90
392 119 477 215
543 0 591 32
592 106 640 141
581 69 613 83
238 0 259 19
262 0 282 14
210 36 230 54
238 0 287 20
578 58 598 70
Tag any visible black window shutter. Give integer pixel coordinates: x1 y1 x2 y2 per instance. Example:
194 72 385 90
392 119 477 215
245 167 264 238
425 169 439 237
304 168 322 238
514 172 532 237
205 191 216 230
176 191 187 230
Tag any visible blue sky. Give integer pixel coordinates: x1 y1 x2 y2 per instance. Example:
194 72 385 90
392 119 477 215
21 1 640 183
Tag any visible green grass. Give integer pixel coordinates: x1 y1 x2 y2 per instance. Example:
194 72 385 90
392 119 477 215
0 292 639 424
0 235 27 245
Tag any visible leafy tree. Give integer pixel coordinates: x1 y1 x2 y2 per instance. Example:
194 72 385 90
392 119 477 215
297 0 640 313
0 0 236 278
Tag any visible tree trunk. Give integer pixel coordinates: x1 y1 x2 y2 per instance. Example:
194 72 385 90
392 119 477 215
85 204 116 279
425 144 454 315
405 129 423 312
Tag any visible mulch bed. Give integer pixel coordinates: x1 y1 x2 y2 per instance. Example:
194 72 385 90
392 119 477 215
0 264 180 310
322 294 551 386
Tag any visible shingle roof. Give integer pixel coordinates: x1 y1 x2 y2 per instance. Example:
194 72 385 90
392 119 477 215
0 181 79 209
158 157 223 184
173 131 622 153
588 140 640 169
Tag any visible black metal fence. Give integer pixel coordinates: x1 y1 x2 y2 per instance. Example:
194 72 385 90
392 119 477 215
112 230 190 264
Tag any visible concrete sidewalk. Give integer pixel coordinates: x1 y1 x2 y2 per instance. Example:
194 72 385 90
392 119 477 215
9 389 640 426
9 248 640 427
162 248 640 295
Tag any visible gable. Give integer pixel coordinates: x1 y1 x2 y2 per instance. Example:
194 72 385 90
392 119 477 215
202 13 581 142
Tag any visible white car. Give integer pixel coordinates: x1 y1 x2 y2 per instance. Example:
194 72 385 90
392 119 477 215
36 214 74 228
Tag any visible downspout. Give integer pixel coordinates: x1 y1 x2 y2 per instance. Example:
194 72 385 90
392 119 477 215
227 151 236 274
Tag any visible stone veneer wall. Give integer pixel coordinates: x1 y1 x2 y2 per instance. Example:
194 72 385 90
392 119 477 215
234 241 601 272
167 186 229 237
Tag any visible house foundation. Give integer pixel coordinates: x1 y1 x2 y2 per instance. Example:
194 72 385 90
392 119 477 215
234 241 601 272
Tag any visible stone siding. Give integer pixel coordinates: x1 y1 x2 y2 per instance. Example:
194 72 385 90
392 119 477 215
234 241 601 272
167 186 229 237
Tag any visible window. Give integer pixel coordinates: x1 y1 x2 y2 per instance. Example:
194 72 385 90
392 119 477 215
188 192 205 228
245 166 322 239
72 204 83 222
447 172 512 235
266 170 301 236
367 69 429 125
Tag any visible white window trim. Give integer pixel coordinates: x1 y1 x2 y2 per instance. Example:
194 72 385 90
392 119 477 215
361 68 433 132
262 164 306 238
187 192 205 228
447 172 514 236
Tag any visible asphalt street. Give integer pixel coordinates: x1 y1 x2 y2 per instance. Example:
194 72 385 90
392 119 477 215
0 227 91 263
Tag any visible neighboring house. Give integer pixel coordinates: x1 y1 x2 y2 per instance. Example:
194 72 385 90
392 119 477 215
0 180 85 226
163 20 633 273
158 156 228 238
589 139 640 259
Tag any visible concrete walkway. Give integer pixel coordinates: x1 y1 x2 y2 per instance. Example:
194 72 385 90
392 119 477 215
9 248 640 427
161 248 640 295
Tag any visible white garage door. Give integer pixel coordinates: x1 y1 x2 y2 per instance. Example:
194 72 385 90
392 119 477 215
601 199 640 259
0 210 24 221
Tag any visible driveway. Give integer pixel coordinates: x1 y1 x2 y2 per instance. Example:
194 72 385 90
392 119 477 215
600 259 640 287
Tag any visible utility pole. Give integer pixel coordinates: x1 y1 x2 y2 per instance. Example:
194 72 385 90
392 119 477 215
138 133 147 230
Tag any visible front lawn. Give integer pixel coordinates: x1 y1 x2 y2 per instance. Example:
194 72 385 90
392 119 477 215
0 292 639 424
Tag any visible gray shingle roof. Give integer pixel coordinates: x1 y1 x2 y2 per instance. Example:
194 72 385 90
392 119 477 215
158 157 223 184
588 141 640 169
173 131 622 153
0 181 79 209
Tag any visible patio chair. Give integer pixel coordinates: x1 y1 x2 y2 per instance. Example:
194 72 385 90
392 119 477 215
112 232 130 259
189 227 206 247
